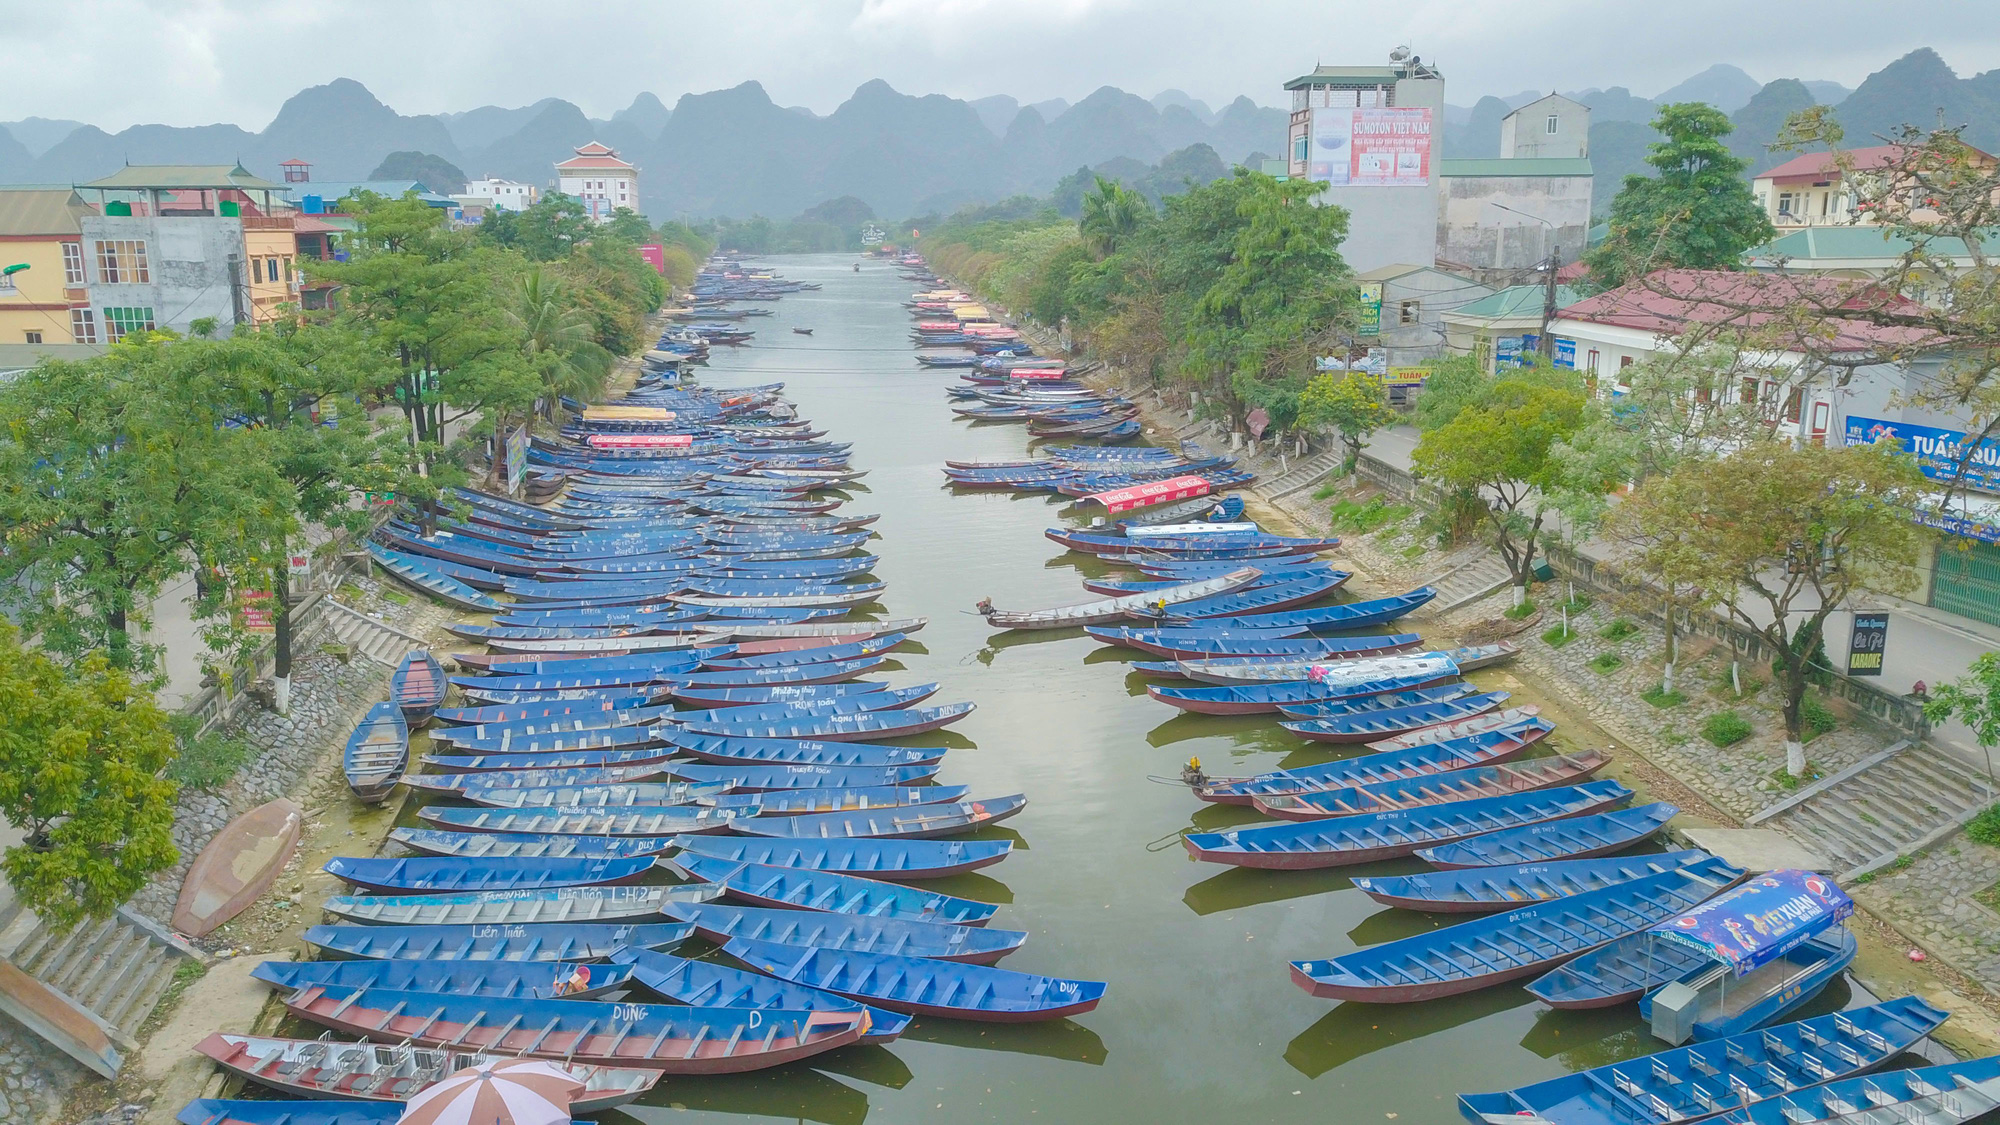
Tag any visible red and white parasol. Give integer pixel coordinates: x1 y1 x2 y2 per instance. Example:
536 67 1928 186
396 1058 583 1125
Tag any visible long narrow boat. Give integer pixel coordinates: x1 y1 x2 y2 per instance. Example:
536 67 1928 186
976 568 1262 630
322 855 659 895
1148 666 1466 715
1105 632 1423 661
479 768 939 806
342 703 409 804
1353 849 1718 912
668 835 1014 880
614 947 908 1044
725 938 1106 1022
1363 706 1546 751
701 633 908 669
433 698 653 726
665 657 891 688
1710 1054 2000 1125
1193 720 1555 805
1272 682 1481 719
302 922 694 962
417 804 753 837
388 829 683 859
666 901 1024 963
320 883 718 925
1165 587 1439 630
1289 859 1746 1002
1163 643 1516 685
733 796 1027 840
390 651 449 725
427 705 678 744
1183 781 1633 870
665 732 947 768
1414 802 1679 868
406 762 676 788
677 702 974 742
668 855 999 925
1454 997 1951 1125
282 984 869 1073
1281 692 1511 743
664 681 894 708
1526 927 1723 1010
701 785 968 815
367 546 506 611
1246 752 1610 821
250 957 636 999
192 1033 658 1112
1132 573 1350 620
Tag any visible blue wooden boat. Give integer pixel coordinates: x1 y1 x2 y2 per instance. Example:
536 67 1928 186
677 702 975 742
1168 587 1439 631
666 732 947 767
1415 801 1680 868
252 957 636 999
417 749 675 777
1710 1054 2000 1125
448 667 696 693
1273 682 1481 719
409 766 680 792
1455 997 1951 1125
702 785 969 815
1149 668 1468 715
428 705 677 744
666 902 1025 964
498 767 942 803
614 947 907 1043
1527 928 1724 1010
1247 752 1611 821
1193 721 1556 805
342 703 408 804
323 855 658 894
1119 554 1322 578
1290 860 1745 1002
433 698 651 725
701 633 909 669
321 884 718 926
180 1101 534 1125
726 937 1106 1022
1085 565 1343 595
733 795 1027 839
670 834 1013 879
667 656 890 687
302 922 694 962
661 683 940 729
1134 573 1350 620
455 682 674 707
389 651 448 725
668 855 999 925
1086 623 1311 648
1282 691 1511 743
366 546 505 610
387 829 684 860
667 681 892 707
1185 781 1633 869
1355 850 1720 912
417 804 752 837
1110 632 1424 661
1635 870 1858 1043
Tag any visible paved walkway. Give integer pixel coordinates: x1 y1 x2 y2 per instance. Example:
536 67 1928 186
1359 425 2000 765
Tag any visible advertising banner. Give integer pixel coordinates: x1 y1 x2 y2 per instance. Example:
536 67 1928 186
1843 415 2000 493
1357 281 1384 336
1307 107 1353 185
1308 107 1433 187
1085 475 1212 514
586 433 695 449
1847 612 1888 677
638 244 666 275
503 424 528 495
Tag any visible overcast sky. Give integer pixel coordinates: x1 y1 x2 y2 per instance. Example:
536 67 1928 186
8 0 2000 130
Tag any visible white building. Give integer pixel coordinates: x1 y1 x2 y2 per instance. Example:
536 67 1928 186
1284 55 1445 273
554 142 639 223
464 177 539 213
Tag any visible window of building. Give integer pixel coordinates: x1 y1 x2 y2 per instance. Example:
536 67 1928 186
1293 134 1309 163
62 241 85 284
282 256 294 283
1619 356 1634 369
1782 386 1804 424
1740 377 1759 404
102 306 155 343
1398 299 1420 325
94 240 149 283
1585 349 1600 374
1545 114 1559 135
1777 192 1797 216
24 331 41 344
70 308 96 344
266 257 280 283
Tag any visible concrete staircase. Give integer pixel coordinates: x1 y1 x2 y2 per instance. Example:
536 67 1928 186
1264 447 1348 500
2 905 196 1057
1752 739 1994 880
1422 549 1516 616
324 600 428 666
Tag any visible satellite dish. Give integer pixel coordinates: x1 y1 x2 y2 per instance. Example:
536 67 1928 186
1389 45 1412 63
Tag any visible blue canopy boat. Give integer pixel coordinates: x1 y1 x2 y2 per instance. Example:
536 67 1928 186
417 804 752 837
1184 781 1633 869
1455 996 1950 1125
1415 801 1680 868
668 855 999 925
1281 691 1511 743
1709 1054 2000 1125
322 855 659 895
302 922 694 962
1193 719 1556 805
669 834 1013 880
319 883 717 925
676 702 975 742
665 901 1025 964
1634 870 1858 1044
386 828 685 860
614 947 908 1044
666 732 948 768
1290 859 1746 1002
725 937 1106 1022
342 703 409 804
251 957 635 999
1355 849 1719 912
733 795 1027 840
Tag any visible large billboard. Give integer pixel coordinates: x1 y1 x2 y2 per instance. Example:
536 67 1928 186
1309 107 1433 187
1844 415 2000 493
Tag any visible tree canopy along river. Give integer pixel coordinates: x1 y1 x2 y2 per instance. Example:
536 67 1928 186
591 255 1869 1125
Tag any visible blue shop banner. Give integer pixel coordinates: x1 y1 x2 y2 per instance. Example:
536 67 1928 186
1844 415 2000 493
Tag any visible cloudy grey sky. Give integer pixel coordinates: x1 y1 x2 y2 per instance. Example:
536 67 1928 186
8 0 2000 129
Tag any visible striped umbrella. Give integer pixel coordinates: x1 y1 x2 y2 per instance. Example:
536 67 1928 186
396 1058 582 1125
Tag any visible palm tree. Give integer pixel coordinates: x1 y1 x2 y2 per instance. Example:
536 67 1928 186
502 267 613 416
1079 176 1148 259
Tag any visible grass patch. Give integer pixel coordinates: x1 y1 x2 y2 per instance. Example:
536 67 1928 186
1974 878 2000 912
378 586 412 605
1599 618 1640 642
1968 803 2000 847
1503 600 1538 620
1560 594 1594 614
165 714 257 791
337 582 366 602
1400 543 1428 561
1542 623 1578 648
1641 687 1688 709
1702 710 1754 748
1768 761 1826 791
1660 725 1690 747
1588 652 1625 674
1801 694 1837 744
1326 496 1411 534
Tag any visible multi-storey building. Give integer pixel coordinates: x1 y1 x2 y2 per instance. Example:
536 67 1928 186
555 141 639 222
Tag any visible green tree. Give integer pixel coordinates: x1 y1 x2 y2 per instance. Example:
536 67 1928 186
598 207 656 246
1297 370 1392 471
1925 652 2000 790
0 628 178 926
1078 176 1151 259
479 193 595 261
1586 103 1775 287
1613 442 1931 774
1410 376 1595 604
504 266 614 429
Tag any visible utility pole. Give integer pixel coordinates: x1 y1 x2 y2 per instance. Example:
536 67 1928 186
1538 247 1562 364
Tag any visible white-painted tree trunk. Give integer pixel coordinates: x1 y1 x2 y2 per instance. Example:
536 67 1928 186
1731 660 1742 696
1785 739 1806 777
1512 584 1527 608
273 674 291 716
1662 661 1675 696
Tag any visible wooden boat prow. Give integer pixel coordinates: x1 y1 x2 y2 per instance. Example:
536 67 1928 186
173 797 304 938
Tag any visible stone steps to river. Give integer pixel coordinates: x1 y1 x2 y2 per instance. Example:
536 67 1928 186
1751 739 1994 880
324 600 429 666
2 905 196 1053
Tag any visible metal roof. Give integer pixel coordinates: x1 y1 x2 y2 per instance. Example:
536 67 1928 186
1444 284 1587 322
1439 158 1595 178
78 163 286 191
1743 225 2000 264
1284 65 1416 90
0 188 90 236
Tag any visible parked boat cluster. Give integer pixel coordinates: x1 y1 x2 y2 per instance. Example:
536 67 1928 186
185 262 1110 1125
895 253 2000 1122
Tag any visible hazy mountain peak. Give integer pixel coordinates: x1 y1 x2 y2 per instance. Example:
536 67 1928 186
1802 81 1851 105
969 95 1019 136
2 117 84 158
1655 64 1762 112
610 92 671 138
1151 89 1215 124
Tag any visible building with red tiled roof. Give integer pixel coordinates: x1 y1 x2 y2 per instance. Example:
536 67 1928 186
1750 143 1996 230
555 141 638 222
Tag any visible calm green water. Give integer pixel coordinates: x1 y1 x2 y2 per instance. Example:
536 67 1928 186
567 255 1856 1125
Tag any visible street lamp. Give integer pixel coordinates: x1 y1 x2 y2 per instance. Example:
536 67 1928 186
0 263 28 293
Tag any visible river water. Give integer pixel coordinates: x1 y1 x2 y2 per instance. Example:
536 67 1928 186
586 254 1856 1125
